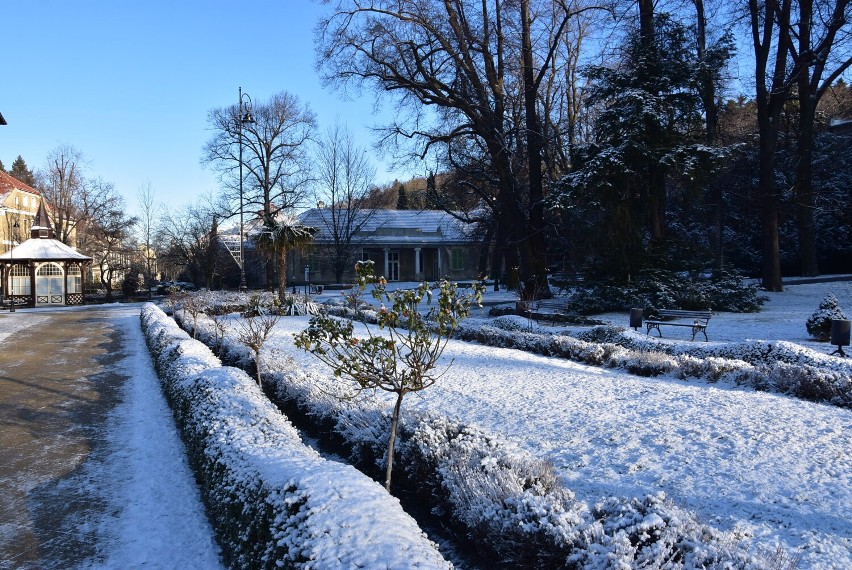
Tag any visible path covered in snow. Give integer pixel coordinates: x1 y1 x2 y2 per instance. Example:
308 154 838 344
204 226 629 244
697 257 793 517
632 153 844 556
0 305 221 570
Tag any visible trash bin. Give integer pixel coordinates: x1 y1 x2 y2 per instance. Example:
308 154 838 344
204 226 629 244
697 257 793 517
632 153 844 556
629 308 643 330
831 319 850 356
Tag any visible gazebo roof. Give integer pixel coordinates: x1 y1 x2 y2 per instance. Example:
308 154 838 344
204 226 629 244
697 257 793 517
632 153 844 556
0 199 91 263
0 237 91 262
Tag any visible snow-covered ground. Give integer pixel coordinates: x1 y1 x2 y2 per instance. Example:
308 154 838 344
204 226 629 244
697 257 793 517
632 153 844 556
265 279 852 568
82 306 223 569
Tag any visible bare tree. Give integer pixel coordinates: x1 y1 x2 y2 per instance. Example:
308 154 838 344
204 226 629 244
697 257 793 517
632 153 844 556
789 0 852 276
749 0 796 291
318 0 606 297
203 91 317 288
313 122 378 283
137 181 161 288
157 196 225 286
75 181 139 300
40 144 87 246
236 313 280 386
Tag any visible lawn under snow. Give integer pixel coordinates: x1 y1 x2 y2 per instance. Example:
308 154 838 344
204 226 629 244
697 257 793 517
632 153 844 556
256 279 852 569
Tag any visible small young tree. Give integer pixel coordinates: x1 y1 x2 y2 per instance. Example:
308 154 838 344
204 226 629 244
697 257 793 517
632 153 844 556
294 261 483 491
806 293 848 341
237 313 280 386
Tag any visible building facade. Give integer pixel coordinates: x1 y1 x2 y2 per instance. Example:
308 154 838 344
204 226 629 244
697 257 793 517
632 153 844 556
291 209 483 285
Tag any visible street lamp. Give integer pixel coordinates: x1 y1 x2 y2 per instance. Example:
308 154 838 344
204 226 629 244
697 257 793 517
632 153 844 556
237 87 255 291
2 208 20 312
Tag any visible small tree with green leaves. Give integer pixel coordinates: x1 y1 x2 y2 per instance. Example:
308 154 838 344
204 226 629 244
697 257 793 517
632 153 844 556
294 261 483 491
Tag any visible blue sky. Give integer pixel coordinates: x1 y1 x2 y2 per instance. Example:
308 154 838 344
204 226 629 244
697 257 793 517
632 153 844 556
0 0 407 216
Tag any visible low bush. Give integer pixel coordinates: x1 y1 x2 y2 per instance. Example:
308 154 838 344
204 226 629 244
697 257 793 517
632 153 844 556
806 293 847 341
564 269 767 314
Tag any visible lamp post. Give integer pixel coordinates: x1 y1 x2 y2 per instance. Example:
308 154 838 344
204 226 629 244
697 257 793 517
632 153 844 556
2 208 20 312
237 87 256 291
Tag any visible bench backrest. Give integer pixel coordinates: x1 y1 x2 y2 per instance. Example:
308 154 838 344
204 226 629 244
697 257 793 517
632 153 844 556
657 309 712 321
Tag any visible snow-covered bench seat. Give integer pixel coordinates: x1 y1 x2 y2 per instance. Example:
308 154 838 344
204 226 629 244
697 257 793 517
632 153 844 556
645 309 712 341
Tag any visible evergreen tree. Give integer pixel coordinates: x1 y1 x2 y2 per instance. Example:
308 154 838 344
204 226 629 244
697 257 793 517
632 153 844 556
806 293 847 341
396 184 409 210
9 156 35 187
556 13 731 280
0 160 5 172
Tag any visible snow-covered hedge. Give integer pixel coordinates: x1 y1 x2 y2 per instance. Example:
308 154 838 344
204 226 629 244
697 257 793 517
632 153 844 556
176 306 764 568
140 303 450 570
455 319 852 408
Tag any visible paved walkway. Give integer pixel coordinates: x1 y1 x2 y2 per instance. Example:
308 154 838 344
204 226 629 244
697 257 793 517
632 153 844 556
0 304 221 569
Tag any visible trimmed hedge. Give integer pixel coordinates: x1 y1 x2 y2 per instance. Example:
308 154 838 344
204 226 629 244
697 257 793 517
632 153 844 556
176 305 765 569
140 303 450 569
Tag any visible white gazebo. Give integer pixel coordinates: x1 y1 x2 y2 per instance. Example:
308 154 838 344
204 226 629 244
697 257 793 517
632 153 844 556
0 200 92 308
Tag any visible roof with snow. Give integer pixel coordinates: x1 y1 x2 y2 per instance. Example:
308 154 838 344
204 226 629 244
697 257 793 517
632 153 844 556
0 237 91 262
0 170 40 197
0 200 91 262
297 208 477 246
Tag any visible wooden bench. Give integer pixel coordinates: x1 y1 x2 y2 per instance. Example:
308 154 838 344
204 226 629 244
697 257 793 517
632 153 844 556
645 309 712 341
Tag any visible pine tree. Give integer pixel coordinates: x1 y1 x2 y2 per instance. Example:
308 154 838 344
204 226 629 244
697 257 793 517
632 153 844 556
396 185 409 210
9 156 35 187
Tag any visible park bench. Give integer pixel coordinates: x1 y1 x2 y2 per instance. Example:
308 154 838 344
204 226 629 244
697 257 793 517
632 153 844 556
645 309 712 341
534 298 570 314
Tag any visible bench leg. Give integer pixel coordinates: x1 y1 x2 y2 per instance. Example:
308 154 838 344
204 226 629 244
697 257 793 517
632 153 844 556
646 324 662 337
690 327 709 342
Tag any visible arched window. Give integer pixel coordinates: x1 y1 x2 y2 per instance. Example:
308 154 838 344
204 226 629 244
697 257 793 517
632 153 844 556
10 264 31 295
67 265 82 294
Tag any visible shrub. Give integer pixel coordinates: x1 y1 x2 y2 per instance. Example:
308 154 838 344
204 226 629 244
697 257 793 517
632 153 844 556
565 269 767 314
806 293 847 341
121 274 140 297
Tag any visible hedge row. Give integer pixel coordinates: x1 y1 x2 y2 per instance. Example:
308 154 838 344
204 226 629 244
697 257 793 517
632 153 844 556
140 303 450 569
177 306 765 569
453 317 852 409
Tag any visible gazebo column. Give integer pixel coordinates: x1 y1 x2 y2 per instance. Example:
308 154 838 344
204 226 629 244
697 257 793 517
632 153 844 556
414 247 421 279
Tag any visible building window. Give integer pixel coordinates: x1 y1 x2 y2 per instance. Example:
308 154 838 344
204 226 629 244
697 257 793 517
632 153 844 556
308 253 321 272
10 264 31 295
68 265 82 294
451 248 465 271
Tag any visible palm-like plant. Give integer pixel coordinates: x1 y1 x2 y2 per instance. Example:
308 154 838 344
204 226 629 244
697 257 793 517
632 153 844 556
255 214 317 304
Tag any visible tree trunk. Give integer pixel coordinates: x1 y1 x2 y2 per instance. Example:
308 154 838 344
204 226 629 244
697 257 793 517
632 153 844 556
277 247 288 304
694 0 724 271
795 97 820 276
385 391 405 491
520 0 552 300
750 0 791 292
